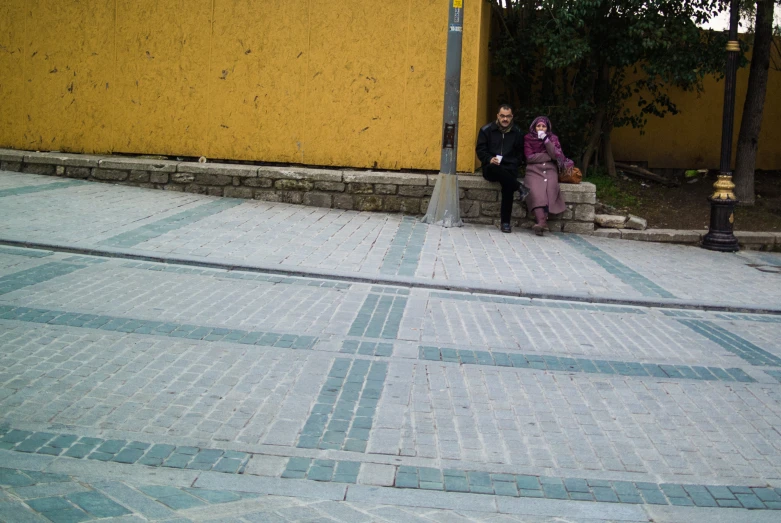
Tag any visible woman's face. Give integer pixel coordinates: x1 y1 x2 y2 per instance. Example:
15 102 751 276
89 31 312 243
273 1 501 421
535 121 548 132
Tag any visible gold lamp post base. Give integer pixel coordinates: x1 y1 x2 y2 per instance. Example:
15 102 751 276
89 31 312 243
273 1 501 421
702 173 739 252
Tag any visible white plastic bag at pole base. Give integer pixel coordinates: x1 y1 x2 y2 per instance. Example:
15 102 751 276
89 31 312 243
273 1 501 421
421 173 463 227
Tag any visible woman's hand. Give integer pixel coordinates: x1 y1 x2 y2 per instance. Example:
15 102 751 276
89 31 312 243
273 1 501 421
537 131 546 140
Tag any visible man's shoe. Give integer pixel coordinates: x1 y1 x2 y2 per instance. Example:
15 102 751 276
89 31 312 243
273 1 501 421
500 222 512 233
518 185 530 202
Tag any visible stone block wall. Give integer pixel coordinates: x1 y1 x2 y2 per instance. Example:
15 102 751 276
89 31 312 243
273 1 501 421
0 149 596 233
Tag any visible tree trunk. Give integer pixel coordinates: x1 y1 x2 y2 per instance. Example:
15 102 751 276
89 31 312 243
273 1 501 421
602 122 617 177
581 62 610 175
734 0 774 205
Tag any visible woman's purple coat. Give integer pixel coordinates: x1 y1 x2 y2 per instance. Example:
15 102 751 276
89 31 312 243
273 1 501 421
522 117 566 214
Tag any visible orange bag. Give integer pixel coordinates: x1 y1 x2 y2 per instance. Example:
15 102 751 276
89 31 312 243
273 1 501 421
559 166 582 184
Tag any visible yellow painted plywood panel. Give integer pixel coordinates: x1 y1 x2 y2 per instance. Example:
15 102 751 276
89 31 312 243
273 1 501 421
23 0 114 153
304 0 409 169
113 0 211 156
456 0 483 173
0 1 26 149
401 0 447 171
208 0 309 163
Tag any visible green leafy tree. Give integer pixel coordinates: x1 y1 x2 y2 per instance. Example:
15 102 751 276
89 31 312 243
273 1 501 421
490 0 728 176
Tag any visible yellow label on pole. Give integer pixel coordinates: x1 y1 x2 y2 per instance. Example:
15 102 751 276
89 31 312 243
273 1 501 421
453 0 463 8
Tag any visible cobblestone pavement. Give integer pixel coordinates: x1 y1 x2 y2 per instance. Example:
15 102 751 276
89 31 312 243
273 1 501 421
1 171 781 311
1 172 781 522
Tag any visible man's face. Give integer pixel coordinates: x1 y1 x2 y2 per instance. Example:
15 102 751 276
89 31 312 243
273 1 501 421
497 109 513 127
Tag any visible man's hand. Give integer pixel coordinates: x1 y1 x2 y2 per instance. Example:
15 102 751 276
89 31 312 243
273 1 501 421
490 156 502 165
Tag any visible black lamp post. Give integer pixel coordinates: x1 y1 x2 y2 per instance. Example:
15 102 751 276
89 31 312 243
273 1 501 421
702 0 740 251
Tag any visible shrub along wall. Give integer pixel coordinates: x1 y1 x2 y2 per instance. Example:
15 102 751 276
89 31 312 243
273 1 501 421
0 149 595 233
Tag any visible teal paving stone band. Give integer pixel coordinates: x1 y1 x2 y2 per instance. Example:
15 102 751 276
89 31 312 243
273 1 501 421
380 216 426 277
388 465 781 511
0 246 54 258
679 319 781 366
297 358 388 452
348 293 408 339
370 286 410 296
559 235 677 299
1 424 780 511
0 180 85 198
0 428 250 475
713 313 781 324
0 304 318 351
120 261 351 290
766 370 781 383
429 291 645 315
97 198 244 248
340 340 394 357
0 262 87 296
418 345 756 382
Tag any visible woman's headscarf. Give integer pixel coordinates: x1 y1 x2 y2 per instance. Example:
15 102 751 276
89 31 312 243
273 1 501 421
524 116 574 173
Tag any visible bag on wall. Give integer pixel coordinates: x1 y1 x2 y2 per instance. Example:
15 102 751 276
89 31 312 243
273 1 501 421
559 166 582 184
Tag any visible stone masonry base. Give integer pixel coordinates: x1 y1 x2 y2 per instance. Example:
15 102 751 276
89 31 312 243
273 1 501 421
0 149 596 234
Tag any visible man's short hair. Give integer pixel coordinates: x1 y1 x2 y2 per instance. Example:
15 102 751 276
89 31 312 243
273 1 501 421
498 104 513 113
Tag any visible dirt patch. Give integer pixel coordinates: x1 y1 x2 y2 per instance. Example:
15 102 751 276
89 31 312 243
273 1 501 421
590 170 781 232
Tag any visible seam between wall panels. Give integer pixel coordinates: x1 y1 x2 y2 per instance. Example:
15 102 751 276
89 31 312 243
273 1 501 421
205 0 215 158
398 0 413 170
111 0 117 153
302 0 312 164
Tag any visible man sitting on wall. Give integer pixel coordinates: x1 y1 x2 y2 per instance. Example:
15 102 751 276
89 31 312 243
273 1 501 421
475 104 528 233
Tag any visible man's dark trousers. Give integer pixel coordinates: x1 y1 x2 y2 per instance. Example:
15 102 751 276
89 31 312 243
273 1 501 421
482 164 521 224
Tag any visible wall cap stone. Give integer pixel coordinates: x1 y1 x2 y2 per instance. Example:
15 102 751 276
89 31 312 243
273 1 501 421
99 157 179 172
0 149 26 162
24 152 105 168
178 162 260 177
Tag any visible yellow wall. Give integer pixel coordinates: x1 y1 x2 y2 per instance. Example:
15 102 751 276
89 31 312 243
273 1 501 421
612 43 781 170
0 0 489 172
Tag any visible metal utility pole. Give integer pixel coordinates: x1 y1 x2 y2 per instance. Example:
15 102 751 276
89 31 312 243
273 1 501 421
422 0 464 227
702 0 740 251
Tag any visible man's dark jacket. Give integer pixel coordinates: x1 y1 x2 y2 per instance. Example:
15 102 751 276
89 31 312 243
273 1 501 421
475 122 524 171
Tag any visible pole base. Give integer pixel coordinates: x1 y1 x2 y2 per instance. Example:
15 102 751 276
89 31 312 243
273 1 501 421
421 173 463 227
701 197 739 252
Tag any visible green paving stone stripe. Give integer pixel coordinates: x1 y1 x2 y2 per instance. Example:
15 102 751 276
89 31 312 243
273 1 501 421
430 291 645 315
297 358 388 453
0 428 250 475
661 310 781 324
767 370 781 383
380 216 426 277
712 313 781 324
340 340 394 357
559 234 677 299
418 345 756 382
0 304 318 351
120 261 352 290
679 319 781 367
753 252 781 266
1 426 780 512
0 262 87 296
388 466 781 510
0 246 54 258
370 285 410 296
282 458 360 483
348 293 408 339
0 180 85 198
97 198 244 248
0 467 259 520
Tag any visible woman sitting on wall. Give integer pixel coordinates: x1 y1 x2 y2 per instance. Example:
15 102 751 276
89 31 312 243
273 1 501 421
523 116 570 236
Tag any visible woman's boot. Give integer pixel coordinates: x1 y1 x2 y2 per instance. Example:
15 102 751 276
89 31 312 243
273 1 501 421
532 208 546 236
